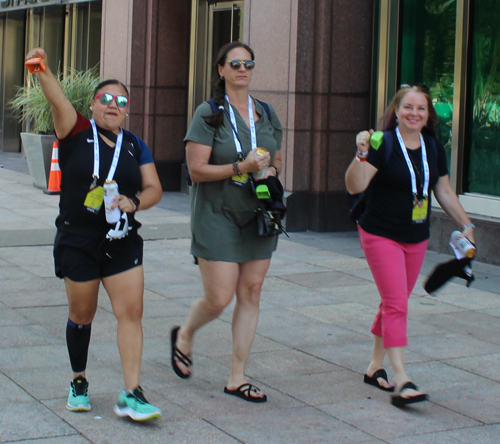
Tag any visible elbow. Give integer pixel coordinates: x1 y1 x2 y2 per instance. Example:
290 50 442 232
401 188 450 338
346 182 366 195
189 172 201 183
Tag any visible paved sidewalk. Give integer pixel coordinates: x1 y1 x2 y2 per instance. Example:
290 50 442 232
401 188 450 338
1 152 500 443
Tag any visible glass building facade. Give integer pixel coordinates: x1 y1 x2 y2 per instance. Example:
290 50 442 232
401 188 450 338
375 0 500 223
0 0 101 152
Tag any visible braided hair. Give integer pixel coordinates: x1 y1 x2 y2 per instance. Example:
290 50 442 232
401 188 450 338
202 42 255 128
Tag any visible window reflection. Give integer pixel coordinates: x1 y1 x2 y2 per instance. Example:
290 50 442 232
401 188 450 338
399 0 456 169
466 0 500 197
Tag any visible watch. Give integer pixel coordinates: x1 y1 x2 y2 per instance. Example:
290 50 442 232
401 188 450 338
131 196 140 212
270 165 279 179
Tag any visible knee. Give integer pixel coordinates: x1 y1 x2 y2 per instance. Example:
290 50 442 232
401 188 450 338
238 281 263 306
69 307 96 325
115 301 143 323
203 295 230 317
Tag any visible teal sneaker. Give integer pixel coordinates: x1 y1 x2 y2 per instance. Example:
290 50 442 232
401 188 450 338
66 376 91 412
113 386 162 421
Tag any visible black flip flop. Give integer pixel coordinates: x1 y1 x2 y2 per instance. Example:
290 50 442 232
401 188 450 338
391 381 429 407
170 326 192 379
224 383 267 403
363 369 395 392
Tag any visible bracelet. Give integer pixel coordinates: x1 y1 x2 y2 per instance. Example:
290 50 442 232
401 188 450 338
462 223 475 232
355 154 367 162
356 148 369 157
269 165 279 178
232 162 242 178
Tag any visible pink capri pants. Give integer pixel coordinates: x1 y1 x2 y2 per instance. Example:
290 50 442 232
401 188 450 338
358 226 428 348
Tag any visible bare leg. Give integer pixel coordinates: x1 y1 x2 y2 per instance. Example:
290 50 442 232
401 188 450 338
365 335 394 389
226 259 270 399
386 347 426 398
174 259 240 376
103 266 144 391
65 278 100 379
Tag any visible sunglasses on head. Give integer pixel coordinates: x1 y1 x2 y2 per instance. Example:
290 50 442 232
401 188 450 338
400 83 430 94
94 93 130 108
227 59 256 70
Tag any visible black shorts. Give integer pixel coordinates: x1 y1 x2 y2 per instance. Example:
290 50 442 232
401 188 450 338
54 230 143 282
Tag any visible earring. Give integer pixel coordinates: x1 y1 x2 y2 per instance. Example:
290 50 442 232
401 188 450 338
126 113 129 117
220 75 224 80
89 106 93 111
395 116 399 124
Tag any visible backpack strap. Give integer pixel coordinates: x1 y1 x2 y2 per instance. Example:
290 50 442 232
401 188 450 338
255 98 272 121
206 98 219 114
381 130 394 169
206 97 272 121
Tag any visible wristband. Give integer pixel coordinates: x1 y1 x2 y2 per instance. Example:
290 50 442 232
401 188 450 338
131 196 140 212
356 149 369 157
462 223 475 232
355 154 367 162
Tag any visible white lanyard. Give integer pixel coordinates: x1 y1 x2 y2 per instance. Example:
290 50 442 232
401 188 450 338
90 119 123 182
395 127 429 198
225 94 257 155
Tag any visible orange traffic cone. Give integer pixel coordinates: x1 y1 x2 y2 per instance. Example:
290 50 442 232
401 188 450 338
43 141 61 195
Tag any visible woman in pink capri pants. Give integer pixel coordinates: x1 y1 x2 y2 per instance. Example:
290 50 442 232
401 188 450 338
345 83 475 406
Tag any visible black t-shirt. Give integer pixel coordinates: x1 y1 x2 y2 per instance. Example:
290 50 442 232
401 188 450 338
56 113 151 238
358 129 449 243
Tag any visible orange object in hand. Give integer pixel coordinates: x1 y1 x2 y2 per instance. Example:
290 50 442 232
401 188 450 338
25 57 46 73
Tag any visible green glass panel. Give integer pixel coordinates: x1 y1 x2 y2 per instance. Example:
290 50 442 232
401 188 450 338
400 0 456 169
466 0 500 196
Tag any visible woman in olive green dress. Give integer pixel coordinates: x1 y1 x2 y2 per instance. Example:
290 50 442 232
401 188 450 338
170 42 282 402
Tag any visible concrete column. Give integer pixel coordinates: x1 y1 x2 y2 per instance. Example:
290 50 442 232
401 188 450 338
100 0 134 87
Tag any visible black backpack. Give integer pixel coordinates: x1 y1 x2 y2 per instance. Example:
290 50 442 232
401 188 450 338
348 131 437 221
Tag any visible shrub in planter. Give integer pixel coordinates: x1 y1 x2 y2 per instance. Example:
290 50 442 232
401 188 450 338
9 67 100 188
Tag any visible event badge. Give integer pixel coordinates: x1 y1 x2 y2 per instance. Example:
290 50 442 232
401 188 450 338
230 172 249 187
412 197 428 223
84 184 104 214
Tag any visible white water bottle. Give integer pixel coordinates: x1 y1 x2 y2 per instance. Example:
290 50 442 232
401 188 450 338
104 180 121 224
450 230 476 259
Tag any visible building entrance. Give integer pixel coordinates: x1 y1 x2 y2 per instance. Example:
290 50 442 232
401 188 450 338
187 1 244 124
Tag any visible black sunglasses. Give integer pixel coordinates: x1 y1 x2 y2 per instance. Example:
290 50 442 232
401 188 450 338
227 59 256 70
400 83 430 94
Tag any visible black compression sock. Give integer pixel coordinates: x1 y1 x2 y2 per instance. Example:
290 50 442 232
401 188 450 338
66 319 92 373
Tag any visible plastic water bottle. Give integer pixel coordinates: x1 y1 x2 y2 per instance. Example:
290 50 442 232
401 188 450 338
104 180 121 224
450 230 476 259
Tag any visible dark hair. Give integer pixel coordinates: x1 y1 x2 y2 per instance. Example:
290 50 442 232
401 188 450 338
382 84 438 137
93 79 129 98
202 42 255 128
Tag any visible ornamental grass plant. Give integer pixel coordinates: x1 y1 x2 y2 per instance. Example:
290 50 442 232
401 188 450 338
10 66 100 134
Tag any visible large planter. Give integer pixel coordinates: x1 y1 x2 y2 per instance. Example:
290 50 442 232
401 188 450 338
21 133 57 190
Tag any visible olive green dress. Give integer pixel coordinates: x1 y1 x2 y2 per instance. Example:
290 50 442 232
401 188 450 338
184 98 283 262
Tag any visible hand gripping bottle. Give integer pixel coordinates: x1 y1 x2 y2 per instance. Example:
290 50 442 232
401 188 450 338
25 57 46 73
252 147 268 179
450 230 476 259
104 180 121 224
